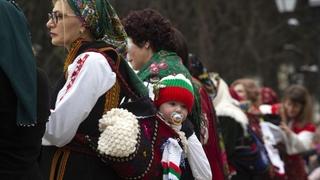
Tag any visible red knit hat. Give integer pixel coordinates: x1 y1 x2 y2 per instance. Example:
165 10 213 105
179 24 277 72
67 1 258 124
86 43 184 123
154 74 194 112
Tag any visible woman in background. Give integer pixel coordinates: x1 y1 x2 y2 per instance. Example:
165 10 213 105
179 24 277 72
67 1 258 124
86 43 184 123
211 75 252 179
172 27 229 179
123 8 205 142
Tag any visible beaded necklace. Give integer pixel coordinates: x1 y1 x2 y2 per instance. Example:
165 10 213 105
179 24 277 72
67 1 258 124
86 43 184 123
63 38 85 73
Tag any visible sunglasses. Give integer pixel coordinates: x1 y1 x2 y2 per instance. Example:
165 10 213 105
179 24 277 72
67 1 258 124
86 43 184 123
48 11 77 25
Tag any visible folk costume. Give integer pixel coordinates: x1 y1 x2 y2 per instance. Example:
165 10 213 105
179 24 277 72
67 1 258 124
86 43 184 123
192 74 230 179
214 77 274 180
40 0 155 179
0 0 50 179
137 51 218 179
41 39 193 179
260 102 317 180
282 121 315 180
153 74 212 180
93 75 210 179
187 54 229 179
137 50 203 138
212 76 256 179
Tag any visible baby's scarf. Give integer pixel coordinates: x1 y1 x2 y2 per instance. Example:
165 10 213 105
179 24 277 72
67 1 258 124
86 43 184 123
161 138 183 180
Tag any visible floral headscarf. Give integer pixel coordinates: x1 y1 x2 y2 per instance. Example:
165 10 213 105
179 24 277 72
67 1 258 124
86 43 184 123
67 0 127 47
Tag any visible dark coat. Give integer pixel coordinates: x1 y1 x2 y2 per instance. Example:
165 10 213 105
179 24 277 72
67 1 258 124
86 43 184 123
0 68 50 180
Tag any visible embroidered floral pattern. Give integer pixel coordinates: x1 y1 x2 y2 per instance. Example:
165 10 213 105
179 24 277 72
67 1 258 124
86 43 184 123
149 61 168 76
68 0 127 41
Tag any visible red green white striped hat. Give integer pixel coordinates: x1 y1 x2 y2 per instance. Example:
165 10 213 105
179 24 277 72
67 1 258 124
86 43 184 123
154 74 194 112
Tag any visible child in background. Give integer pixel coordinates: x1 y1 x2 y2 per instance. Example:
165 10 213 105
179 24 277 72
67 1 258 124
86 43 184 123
307 126 320 180
280 85 316 180
154 74 212 180
260 85 316 180
260 84 315 180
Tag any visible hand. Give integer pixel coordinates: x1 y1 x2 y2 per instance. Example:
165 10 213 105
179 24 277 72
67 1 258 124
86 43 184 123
279 122 292 135
278 104 287 124
248 105 262 116
171 124 182 131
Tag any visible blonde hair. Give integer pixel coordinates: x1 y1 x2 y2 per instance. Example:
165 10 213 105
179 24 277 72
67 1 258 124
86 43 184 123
50 0 88 49
231 78 260 104
52 0 59 5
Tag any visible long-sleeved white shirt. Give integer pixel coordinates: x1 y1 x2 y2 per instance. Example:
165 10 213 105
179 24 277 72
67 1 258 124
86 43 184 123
187 133 212 180
42 52 116 147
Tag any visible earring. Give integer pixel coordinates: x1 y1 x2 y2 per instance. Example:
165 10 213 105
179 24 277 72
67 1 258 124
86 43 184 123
80 29 84 34
145 41 150 49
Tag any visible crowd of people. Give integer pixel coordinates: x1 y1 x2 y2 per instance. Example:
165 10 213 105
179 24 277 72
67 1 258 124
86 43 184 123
1 0 319 179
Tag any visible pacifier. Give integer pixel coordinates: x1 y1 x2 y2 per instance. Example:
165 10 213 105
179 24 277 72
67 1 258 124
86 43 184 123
170 112 184 125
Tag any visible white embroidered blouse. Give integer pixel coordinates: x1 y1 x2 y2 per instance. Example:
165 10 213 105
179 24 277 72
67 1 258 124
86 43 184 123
42 52 116 147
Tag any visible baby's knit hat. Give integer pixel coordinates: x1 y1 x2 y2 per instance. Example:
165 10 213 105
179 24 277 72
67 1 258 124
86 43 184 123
154 74 194 112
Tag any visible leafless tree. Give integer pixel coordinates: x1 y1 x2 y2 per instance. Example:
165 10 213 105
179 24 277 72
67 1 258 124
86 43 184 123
19 0 320 96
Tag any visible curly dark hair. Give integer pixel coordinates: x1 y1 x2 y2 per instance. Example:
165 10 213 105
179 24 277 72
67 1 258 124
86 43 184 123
171 27 189 68
122 8 175 52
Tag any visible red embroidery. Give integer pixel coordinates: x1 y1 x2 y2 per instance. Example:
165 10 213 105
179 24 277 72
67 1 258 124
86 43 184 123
59 54 89 101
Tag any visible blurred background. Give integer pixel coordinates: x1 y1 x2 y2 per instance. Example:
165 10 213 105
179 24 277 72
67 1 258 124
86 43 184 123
19 0 320 119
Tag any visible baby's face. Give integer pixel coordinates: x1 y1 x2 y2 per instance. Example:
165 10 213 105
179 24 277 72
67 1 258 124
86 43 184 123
159 101 188 125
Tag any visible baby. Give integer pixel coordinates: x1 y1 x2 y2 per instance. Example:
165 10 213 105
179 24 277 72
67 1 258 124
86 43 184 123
154 74 212 180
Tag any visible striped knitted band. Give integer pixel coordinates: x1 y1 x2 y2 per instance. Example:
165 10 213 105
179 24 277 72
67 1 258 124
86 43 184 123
154 74 194 112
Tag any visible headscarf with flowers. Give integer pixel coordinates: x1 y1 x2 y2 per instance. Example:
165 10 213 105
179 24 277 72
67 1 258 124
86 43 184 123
137 50 191 83
64 0 148 98
67 0 127 48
